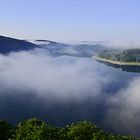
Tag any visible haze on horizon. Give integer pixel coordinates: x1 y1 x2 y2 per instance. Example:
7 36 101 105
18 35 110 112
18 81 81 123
0 0 140 43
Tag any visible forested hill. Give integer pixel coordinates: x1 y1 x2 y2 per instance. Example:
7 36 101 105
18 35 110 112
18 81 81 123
0 35 39 54
98 49 140 62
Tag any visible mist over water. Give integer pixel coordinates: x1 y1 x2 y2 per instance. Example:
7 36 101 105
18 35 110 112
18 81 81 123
0 48 140 136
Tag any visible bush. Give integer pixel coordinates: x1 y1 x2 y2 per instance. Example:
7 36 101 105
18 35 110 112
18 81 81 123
67 121 101 140
13 118 48 140
2 118 137 140
0 120 13 140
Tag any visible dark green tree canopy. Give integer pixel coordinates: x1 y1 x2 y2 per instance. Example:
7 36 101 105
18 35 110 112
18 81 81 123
0 118 137 140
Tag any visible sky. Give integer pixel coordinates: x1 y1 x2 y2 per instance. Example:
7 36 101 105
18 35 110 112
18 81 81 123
0 0 140 42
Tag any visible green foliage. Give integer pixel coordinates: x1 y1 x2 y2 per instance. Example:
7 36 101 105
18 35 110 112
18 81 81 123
0 120 13 140
67 121 100 140
98 49 140 63
43 126 61 140
0 118 138 140
12 118 48 140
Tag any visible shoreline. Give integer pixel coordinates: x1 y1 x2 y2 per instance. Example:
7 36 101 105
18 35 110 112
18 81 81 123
94 56 140 66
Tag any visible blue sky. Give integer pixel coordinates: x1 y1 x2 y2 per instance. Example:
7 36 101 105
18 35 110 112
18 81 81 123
0 0 140 42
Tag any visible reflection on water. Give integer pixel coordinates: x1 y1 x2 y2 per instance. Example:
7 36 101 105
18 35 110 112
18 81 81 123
121 65 140 72
97 60 140 73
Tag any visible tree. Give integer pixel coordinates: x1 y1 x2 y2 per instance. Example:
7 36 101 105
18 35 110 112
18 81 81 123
8 118 136 140
0 120 13 140
67 121 101 140
13 118 48 140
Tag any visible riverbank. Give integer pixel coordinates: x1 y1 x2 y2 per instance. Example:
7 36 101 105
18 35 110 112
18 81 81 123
94 56 140 66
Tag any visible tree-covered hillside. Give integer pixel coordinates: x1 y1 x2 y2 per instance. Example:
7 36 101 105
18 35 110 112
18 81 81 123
98 49 140 62
0 118 138 140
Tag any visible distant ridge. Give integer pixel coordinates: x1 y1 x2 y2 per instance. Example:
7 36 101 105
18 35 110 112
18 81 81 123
0 35 39 54
34 39 68 47
35 40 56 43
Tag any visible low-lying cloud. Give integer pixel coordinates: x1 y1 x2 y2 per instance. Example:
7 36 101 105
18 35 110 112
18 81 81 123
0 50 107 100
106 76 140 136
105 40 140 49
0 48 140 136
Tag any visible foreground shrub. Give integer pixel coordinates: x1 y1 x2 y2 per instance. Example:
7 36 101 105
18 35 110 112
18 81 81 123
13 118 48 140
67 121 102 140
2 118 138 140
0 120 13 140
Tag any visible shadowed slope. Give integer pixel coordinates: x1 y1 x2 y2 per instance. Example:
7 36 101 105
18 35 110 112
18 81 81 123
0 35 39 54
